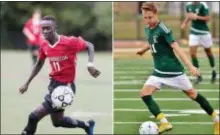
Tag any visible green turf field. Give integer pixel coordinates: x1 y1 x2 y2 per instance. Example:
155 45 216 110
114 57 219 134
1 50 113 134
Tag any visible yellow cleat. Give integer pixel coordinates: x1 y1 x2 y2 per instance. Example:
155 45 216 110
214 121 219 135
158 122 172 134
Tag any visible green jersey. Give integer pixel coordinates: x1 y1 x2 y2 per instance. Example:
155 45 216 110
145 21 184 77
186 2 210 35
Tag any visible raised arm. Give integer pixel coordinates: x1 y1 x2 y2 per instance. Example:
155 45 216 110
19 59 45 94
171 42 200 76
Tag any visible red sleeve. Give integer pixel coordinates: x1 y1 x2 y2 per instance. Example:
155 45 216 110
24 19 32 30
70 36 87 53
38 46 46 60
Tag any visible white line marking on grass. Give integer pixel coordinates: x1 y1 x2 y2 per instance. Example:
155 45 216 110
114 81 219 85
114 109 220 114
114 98 219 101
149 114 191 118
114 122 213 125
115 71 218 74
114 89 219 92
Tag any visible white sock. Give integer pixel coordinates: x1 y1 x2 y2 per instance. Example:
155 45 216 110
161 118 168 123
213 115 219 122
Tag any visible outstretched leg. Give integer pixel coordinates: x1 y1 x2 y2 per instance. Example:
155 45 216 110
50 111 95 135
22 104 49 135
183 89 219 134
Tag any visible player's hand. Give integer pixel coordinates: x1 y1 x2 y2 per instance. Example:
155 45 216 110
181 23 186 29
19 84 29 94
187 13 198 20
87 66 101 78
136 50 146 56
189 66 200 77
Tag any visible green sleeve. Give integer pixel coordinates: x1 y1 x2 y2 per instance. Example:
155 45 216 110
163 30 176 45
203 5 209 16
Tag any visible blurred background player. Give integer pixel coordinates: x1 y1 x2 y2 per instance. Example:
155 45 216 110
23 8 42 65
181 2 216 84
18 15 100 135
137 2 219 134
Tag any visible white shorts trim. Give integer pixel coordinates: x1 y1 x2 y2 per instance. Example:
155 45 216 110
189 33 213 48
144 74 193 90
154 69 183 75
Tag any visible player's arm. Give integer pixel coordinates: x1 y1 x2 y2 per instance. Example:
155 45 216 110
181 15 191 29
171 42 200 77
19 59 45 94
136 42 151 56
194 14 210 22
23 20 36 42
85 41 101 78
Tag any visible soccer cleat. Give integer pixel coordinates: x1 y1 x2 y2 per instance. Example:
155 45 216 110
211 70 217 83
158 122 172 134
194 76 203 84
214 121 219 135
84 120 95 135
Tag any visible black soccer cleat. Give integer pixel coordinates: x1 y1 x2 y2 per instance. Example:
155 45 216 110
194 75 203 85
84 120 95 135
21 130 27 135
211 70 217 83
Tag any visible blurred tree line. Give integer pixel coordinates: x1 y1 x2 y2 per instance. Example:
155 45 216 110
1 2 112 51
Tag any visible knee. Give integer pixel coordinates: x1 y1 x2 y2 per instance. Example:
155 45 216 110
140 88 153 97
185 89 197 99
190 53 197 58
52 120 62 128
28 112 39 122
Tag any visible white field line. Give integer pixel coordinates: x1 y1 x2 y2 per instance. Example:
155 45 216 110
114 109 220 113
114 98 219 101
115 71 218 74
114 89 219 92
114 122 213 125
114 75 219 80
114 81 219 85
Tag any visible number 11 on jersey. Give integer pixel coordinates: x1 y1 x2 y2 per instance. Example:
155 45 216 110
53 61 60 71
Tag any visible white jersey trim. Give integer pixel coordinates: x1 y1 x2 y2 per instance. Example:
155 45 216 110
191 28 209 34
154 69 183 75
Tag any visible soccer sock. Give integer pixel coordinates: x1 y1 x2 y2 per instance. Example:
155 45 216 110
58 116 88 129
32 55 37 65
211 111 219 122
141 95 161 117
192 57 199 68
156 113 168 123
207 55 215 69
23 113 39 135
194 93 214 115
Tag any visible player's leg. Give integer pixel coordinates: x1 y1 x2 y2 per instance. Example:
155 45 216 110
22 104 49 135
50 111 95 135
183 89 219 134
201 33 216 83
141 76 172 133
189 34 202 84
29 45 39 65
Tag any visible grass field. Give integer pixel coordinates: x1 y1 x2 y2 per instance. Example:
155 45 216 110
114 56 219 134
1 50 113 134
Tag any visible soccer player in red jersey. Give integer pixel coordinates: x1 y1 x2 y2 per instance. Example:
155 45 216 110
23 9 42 65
18 15 101 135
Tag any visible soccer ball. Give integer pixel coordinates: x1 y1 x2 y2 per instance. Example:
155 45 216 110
139 121 159 134
51 85 74 109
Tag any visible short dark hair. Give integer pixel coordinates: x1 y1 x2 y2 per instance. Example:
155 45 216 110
141 2 158 14
42 15 56 24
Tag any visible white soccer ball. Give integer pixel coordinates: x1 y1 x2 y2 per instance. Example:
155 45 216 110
139 121 159 135
51 85 74 109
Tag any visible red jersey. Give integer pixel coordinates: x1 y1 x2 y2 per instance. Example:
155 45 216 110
38 35 87 83
24 18 42 45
